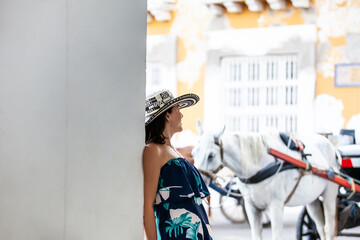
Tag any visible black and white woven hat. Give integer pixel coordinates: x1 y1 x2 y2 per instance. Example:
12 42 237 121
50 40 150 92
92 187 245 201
145 89 199 126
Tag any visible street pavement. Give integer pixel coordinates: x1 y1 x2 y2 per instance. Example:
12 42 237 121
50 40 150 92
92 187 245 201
209 190 360 240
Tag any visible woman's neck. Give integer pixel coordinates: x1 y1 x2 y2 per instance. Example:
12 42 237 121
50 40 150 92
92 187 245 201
162 128 175 147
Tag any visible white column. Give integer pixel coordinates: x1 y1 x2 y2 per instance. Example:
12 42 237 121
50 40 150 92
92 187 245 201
0 0 146 239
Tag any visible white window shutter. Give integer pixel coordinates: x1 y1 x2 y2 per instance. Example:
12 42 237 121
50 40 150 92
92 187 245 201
221 54 300 132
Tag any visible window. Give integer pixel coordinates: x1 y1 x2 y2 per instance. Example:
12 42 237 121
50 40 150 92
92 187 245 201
221 55 299 132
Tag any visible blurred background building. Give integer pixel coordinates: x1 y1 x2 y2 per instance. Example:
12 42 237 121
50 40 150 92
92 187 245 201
146 0 360 142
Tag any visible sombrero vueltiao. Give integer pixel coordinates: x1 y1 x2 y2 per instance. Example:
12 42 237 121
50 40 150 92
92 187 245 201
145 89 200 126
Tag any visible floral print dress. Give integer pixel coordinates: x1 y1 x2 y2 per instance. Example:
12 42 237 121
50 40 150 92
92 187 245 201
154 158 213 240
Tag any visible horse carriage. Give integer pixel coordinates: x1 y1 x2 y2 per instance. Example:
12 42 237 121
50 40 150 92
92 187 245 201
192 121 360 240
296 135 360 239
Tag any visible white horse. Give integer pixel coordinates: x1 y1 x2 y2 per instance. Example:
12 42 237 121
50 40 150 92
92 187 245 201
192 121 339 240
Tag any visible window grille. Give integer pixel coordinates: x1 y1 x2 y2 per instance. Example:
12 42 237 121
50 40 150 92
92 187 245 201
221 55 299 132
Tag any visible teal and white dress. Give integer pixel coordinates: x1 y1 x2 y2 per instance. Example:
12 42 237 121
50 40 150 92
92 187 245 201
154 157 213 240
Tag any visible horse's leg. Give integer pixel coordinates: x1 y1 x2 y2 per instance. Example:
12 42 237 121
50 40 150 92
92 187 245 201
268 202 284 240
244 201 263 240
322 183 338 240
305 199 325 240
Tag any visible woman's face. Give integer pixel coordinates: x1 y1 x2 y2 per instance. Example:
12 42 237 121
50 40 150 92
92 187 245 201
168 105 183 132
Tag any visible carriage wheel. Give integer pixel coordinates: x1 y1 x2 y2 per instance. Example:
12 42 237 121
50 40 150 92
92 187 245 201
296 207 320 240
219 195 247 223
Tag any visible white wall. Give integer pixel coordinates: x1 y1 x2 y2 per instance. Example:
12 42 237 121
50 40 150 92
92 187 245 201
0 1 145 239
146 35 177 95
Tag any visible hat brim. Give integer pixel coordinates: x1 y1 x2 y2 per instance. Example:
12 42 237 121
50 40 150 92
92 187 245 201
145 93 199 126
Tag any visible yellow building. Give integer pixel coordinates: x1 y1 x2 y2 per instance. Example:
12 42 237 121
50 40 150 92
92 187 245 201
147 0 360 137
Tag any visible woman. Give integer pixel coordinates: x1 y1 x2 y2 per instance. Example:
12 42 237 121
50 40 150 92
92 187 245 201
143 89 213 240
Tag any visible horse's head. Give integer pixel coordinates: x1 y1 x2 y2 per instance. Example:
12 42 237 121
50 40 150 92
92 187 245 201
192 120 225 185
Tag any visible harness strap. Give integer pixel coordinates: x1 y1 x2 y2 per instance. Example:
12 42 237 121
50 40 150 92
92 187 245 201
239 162 298 184
295 138 304 151
198 169 217 181
213 163 225 175
213 139 225 174
305 162 313 172
284 169 305 204
347 178 356 200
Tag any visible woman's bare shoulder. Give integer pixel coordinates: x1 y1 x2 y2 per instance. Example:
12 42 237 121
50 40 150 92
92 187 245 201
144 142 162 155
143 143 164 165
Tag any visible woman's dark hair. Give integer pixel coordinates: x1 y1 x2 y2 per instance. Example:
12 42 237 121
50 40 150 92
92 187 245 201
145 107 173 144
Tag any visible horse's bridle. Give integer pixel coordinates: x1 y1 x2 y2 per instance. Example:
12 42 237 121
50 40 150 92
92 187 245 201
197 138 226 181
197 138 245 198
213 139 226 174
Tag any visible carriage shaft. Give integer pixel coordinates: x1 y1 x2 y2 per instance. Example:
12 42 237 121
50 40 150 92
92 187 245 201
267 148 360 193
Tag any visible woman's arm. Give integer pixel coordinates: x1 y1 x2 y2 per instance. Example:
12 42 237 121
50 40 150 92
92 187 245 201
143 144 161 240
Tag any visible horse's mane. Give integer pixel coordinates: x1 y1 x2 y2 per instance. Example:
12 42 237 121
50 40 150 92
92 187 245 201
234 131 280 167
